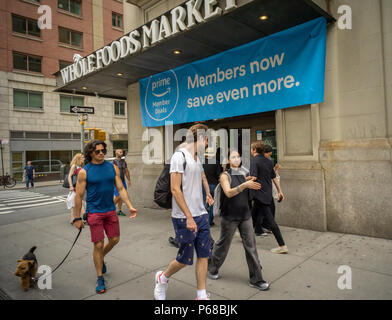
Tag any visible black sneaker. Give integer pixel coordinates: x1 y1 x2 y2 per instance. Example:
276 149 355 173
249 281 270 291
168 237 179 248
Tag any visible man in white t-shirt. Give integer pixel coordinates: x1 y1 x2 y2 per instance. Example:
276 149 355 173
154 124 214 300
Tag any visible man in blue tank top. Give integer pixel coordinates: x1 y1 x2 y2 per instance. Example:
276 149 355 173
73 140 138 294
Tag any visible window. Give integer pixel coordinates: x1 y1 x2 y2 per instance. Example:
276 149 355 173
10 131 24 138
25 132 49 139
51 150 73 171
13 90 43 110
12 15 41 37
60 94 84 112
59 60 72 70
114 101 125 116
13 52 42 73
73 133 81 140
112 12 123 29
12 152 23 181
27 151 50 172
58 0 82 16
59 27 83 48
50 132 72 139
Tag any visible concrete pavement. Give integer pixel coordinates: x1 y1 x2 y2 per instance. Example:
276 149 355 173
0 207 391 300
8 180 63 190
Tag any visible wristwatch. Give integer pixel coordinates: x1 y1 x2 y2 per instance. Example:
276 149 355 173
72 217 82 224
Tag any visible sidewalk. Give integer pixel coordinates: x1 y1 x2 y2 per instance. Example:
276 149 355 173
2 180 62 191
0 207 391 300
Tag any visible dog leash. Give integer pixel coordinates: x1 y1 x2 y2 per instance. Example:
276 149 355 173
35 228 83 282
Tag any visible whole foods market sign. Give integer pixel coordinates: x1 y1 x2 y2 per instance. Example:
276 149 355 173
60 0 237 85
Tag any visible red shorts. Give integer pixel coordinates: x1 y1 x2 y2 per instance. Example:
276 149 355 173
87 210 120 243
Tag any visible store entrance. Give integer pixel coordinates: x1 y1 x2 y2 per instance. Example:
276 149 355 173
206 110 277 166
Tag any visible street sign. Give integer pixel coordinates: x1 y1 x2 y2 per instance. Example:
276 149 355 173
1 139 9 145
78 114 88 121
70 106 94 114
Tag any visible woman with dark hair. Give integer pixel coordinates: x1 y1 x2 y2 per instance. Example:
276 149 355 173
208 149 270 291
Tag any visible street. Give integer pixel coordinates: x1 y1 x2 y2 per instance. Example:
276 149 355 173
0 186 69 226
0 185 391 300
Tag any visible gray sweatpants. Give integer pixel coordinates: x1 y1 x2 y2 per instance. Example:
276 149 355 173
208 217 264 284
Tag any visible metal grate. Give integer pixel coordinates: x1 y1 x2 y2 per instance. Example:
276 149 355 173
0 288 13 300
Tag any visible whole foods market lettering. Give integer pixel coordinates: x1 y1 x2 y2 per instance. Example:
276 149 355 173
60 0 237 85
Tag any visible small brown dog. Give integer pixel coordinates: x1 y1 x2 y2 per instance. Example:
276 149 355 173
14 246 38 291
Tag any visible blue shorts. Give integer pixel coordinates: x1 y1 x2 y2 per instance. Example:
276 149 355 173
172 214 212 265
114 179 127 197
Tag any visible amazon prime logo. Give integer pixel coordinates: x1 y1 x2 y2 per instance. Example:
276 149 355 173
144 70 179 121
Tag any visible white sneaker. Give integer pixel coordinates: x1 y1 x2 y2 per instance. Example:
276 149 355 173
196 292 211 300
154 271 168 300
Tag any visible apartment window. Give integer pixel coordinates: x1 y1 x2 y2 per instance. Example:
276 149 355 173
13 52 42 73
59 27 83 48
60 94 84 112
12 15 41 37
112 12 123 29
114 101 125 116
59 60 72 70
13 90 43 110
58 0 82 16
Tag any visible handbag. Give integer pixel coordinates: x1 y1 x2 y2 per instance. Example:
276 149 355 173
63 172 77 189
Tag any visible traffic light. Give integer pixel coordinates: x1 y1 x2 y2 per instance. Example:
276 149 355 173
84 128 106 142
96 130 106 141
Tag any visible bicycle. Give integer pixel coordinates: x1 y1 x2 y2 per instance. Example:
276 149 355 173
0 173 17 188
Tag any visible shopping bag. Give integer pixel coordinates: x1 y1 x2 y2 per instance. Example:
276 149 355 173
66 191 76 209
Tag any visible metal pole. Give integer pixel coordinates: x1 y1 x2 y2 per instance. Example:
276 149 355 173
80 114 84 153
0 144 4 188
0 144 4 177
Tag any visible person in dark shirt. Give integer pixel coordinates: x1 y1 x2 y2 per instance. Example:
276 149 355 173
23 161 35 190
208 149 270 291
202 148 223 226
250 141 288 254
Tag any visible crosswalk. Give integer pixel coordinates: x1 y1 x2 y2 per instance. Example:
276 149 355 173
0 190 67 215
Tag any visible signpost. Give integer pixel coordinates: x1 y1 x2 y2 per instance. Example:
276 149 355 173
70 106 95 152
70 106 94 114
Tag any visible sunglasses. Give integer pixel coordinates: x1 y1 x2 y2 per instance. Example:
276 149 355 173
94 149 107 155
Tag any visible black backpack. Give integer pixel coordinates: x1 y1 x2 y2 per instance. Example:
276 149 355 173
154 151 186 209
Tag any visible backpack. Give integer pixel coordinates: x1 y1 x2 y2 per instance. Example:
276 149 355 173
212 172 231 217
212 167 248 217
154 151 186 209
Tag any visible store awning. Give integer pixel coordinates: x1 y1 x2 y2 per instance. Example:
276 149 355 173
54 0 334 99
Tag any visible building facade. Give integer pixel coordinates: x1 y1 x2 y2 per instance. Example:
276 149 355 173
0 0 128 181
55 0 391 240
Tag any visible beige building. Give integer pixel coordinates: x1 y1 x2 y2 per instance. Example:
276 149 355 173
55 0 392 240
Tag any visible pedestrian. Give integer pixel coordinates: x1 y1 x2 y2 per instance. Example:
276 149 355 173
67 153 85 224
250 141 288 254
154 123 214 300
72 139 138 294
23 161 35 190
261 145 281 233
208 149 270 291
112 149 131 217
202 147 223 226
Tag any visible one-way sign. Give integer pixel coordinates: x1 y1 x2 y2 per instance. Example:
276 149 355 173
70 106 94 114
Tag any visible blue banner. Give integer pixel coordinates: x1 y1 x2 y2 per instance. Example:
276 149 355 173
140 17 326 127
